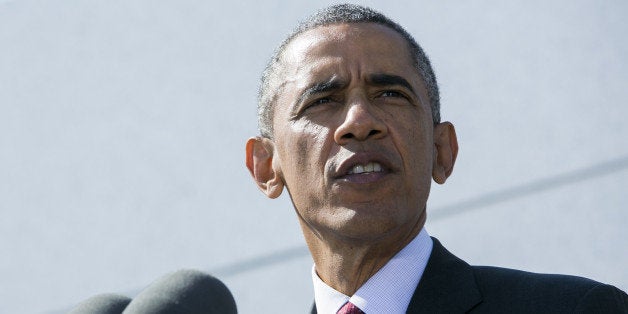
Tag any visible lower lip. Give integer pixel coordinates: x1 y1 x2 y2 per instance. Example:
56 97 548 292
339 171 388 184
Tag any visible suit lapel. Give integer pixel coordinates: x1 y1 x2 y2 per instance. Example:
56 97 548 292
406 237 482 313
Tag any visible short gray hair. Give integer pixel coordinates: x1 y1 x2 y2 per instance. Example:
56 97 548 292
257 3 441 138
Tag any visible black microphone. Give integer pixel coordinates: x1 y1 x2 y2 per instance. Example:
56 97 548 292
122 269 237 314
68 293 132 314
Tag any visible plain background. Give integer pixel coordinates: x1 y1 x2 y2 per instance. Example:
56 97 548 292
1 1 626 313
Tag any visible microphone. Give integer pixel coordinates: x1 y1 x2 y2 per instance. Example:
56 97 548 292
122 269 237 314
68 293 132 314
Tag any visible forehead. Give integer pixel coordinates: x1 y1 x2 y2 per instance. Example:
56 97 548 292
287 23 411 57
278 23 420 90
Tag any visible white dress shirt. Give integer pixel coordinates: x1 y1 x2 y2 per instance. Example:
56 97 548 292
312 228 433 314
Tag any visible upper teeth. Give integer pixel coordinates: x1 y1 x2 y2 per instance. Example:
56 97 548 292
348 162 383 174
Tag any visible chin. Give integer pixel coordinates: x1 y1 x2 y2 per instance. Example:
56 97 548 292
333 210 407 239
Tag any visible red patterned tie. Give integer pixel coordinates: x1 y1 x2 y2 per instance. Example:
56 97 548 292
337 302 365 314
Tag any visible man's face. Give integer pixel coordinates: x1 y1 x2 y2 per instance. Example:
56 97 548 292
270 23 436 241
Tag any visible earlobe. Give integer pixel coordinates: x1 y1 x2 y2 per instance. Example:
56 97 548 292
432 122 459 184
245 137 284 198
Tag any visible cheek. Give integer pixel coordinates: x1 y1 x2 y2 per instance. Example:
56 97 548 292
295 135 309 169
282 122 332 210
390 112 434 173
284 120 331 176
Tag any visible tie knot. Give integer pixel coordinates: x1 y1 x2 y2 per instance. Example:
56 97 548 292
337 301 364 314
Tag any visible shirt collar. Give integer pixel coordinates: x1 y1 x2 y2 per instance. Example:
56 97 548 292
312 228 433 314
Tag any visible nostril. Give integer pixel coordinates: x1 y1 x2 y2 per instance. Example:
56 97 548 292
368 130 380 137
342 133 354 139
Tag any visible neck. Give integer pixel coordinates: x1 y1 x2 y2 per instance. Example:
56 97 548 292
303 211 426 295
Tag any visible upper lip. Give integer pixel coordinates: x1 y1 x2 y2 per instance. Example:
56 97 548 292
332 151 396 179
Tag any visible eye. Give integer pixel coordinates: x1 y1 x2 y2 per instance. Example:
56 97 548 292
312 97 332 105
372 89 413 107
380 90 404 98
303 97 334 112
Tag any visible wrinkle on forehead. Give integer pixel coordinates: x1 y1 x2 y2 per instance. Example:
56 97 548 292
281 23 418 84
286 23 410 57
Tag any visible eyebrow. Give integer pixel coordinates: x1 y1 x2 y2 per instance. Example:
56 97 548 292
368 73 417 96
291 73 418 116
295 76 347 107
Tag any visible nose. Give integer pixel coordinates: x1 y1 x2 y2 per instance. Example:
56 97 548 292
334 97 388 145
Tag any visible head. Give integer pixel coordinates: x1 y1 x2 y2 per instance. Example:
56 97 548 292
257 4 441 139
246 4 457 244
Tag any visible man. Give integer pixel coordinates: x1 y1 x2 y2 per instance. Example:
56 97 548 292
245 4 628 313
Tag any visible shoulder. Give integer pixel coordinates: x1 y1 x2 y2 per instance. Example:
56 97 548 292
419 238 628 313
470 265 628 313
472 265 600 292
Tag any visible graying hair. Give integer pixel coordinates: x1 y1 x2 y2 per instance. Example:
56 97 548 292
257 4 441 138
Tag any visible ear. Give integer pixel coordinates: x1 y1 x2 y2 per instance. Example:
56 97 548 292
245 137 284 198
432 122 459 184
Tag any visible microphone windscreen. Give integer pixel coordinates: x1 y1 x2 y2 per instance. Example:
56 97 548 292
122 269 237 314
68 293 132 314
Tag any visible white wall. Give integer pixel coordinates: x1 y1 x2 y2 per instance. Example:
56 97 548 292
1 1 626 313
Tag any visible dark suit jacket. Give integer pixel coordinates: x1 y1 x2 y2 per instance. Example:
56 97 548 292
312 237 628 313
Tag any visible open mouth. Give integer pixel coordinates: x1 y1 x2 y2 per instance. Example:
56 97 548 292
333 151 395 183
346 162 383 175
